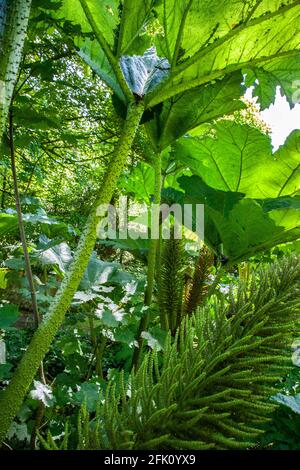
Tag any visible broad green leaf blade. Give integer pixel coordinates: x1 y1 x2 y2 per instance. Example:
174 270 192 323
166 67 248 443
37 241 73 273
268 131 300 197
179 175 300 262
79 252 135 290
244 54 300 109
273 393 300 414
48 0 125 99
76 43 124 99
0 304 19 329
146 72 245 149
120 161 155 202
99 238 149 262
0 213 19 236
156 1 300 63
117 0 155 56
58 0 118 47
0 0 32 135
155 1 297 65
154 0 244 64
74 382 102 413
173 122 300 198
216 199 300 262
0 269 8 289
79 252 117 290
148 1 300 107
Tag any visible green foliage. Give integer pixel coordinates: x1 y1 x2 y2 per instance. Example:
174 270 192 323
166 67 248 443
0 304 19 329
173 122 300 198
146 72 245 149
245 54 300 109
184 246 214 316
43 255 300 450
1 0 300 450
259 366 300 449
146 1 300 108
178 176 300 263
158 232 186 332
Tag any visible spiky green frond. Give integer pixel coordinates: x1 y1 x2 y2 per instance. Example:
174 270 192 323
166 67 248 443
158 232 187 332
185 245 214 316
44 256 300 450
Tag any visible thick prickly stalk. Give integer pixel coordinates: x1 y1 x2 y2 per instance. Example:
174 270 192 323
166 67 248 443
0 101 144 445
0 0 31 136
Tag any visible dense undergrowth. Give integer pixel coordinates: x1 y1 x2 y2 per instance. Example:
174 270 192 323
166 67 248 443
1 0 300 451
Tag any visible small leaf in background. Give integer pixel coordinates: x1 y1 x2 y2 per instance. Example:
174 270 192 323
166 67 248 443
273 393 300 415
121 281 138 303
30 380 55 407
57 336 83 356
74 381 103 413
114 328 138 348
72 291 98 305
141 325 167 352
0 269 8 289
7 423 30 443
79 252 116 291
4 257 26 271
0 213 19 237
0 363 12 380
0 304 19 329
37 241 73 273
0 339 6 363
96 302 127 328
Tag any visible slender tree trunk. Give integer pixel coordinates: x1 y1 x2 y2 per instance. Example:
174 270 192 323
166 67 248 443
131 152 162 369
9 107 46 449
0 101 144 445
9 109 42 332
0 0 32 136
1 169 7 209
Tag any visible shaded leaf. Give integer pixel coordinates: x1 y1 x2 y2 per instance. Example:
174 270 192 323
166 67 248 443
147 72 245 149
273 393 300 415
0 304 19 329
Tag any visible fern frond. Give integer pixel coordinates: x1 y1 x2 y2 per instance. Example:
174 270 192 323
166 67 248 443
185 245 214 315
158 230 187 332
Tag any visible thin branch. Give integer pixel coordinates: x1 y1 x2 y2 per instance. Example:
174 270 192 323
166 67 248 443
9 107 46 386
24 154 44 194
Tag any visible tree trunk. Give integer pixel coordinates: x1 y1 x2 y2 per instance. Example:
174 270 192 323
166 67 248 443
0 0 32 136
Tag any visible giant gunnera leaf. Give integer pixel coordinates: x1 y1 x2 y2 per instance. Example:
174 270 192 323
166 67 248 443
173 122 300 199
178 175 300 263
